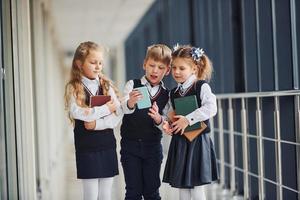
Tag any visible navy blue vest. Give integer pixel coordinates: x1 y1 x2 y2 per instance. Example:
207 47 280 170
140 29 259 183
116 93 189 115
121 79 169 141
170 80 211 134
74 85 116 153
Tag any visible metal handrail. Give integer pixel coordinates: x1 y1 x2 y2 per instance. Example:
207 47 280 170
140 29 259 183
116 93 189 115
215 129 300 146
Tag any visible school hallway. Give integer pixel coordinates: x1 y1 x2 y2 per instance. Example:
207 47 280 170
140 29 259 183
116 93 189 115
1 0 300 200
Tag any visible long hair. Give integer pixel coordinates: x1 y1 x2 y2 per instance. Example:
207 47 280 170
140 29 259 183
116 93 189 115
64 41 119 123
172 45 213 81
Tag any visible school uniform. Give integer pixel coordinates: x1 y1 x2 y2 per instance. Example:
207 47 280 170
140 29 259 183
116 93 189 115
71 77 119 179
120 76 169 200
163 75 219 189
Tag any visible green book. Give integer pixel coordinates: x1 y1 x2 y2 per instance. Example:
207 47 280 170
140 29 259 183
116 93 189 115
174 95 201 131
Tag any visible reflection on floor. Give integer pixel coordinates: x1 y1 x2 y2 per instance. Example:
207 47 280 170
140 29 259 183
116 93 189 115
65 128 241 200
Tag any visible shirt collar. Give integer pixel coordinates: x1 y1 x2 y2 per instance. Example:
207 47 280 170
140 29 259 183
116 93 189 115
141 76 166 89
82 76 100 87
175 74 197 92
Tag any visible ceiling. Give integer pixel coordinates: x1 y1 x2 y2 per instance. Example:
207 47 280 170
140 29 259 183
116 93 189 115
51 0 154 54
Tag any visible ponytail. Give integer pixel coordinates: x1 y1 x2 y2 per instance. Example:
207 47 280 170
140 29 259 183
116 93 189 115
196 54 213 81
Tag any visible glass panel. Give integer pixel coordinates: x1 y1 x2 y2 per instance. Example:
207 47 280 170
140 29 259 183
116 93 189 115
241 0 259 92
0 0 8 198
257 0 275 91
275 0 293 90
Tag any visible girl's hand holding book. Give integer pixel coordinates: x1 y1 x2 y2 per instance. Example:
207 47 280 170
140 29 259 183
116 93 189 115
172 115 189 135
106 99 117 113
84 120 96 130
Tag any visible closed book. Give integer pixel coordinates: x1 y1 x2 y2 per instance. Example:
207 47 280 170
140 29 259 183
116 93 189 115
183 122 207 142
168 111 207 142
135 86 151 109
90 95 111 107
174 95 201 131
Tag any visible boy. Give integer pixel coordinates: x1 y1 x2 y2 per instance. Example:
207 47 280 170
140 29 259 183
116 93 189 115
120 44 172 200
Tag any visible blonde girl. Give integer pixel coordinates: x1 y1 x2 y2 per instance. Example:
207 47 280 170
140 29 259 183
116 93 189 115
65 41 122 200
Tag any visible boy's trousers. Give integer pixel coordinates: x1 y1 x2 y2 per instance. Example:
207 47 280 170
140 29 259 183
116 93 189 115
120 138 163 200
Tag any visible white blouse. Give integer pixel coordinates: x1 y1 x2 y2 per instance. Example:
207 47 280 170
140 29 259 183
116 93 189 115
69 76 123 130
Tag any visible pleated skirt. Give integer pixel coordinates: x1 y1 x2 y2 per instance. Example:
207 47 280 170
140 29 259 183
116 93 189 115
163 133 219 188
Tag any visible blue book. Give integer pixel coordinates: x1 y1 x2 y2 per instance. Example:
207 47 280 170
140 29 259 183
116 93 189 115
135 86 151 109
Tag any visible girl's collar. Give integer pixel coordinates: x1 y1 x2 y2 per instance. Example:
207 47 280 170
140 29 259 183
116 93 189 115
175 74 197 91
82 76 100 86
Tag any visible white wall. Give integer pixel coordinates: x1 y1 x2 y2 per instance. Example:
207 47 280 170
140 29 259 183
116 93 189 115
31 1 69 199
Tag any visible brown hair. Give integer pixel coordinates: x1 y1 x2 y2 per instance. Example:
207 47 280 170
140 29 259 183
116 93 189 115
172 45 213 81
64 41 118 123
144 44 172 66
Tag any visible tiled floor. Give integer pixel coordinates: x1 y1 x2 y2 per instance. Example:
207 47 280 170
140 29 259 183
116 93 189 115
65 129 240 200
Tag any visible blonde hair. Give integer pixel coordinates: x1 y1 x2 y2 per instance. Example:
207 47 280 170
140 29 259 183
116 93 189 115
64 41 119 123
145 44 172 66
172 45 213 81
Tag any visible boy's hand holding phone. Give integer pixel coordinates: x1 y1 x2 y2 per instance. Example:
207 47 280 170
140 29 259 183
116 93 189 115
127 90 142 109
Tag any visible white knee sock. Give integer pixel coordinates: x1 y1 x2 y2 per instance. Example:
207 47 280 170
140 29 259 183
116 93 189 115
179 188 191 200
98 177 114 200
82 179 99 200
191 186 206 200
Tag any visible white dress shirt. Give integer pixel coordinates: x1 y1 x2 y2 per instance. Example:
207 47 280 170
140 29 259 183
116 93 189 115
69 76 123 129
121 76 166 114
165 74 217 126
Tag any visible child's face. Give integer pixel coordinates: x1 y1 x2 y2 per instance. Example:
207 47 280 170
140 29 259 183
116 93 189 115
143 58 169 86
171 58 196 83
79 50 103 79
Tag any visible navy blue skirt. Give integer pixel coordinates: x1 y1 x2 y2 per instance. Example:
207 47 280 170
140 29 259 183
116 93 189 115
163 133 219 188
76 148 119 179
